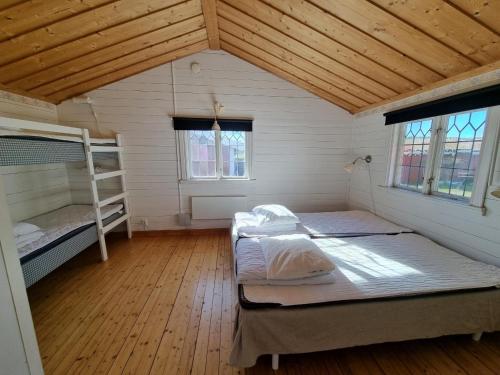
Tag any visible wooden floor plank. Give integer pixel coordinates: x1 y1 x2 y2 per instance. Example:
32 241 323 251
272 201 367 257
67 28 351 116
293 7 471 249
27 231 500 375
107 236 197 375
150 234 210 374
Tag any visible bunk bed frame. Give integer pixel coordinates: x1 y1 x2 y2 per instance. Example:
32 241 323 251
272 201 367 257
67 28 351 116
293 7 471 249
0 116 132 287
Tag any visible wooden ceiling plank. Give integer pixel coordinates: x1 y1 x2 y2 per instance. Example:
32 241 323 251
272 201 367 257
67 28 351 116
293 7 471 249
0 0 187 66
0 0 202 83
220 30 369 107
0 82 56 104
370 0 500 65
355 61 500 114
0 1 26 12
309 0 478 77
201 0 220 49
12 15 205 91
262 0 443 86
220 32 366 108
218 2 396 99
448 0 500 34
224 0 416 94
219 20 376 106
221 40 358 113
48 40 208 103
0 0 114 42
33 29 207 96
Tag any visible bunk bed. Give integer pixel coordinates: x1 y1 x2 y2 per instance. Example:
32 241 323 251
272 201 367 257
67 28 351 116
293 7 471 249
0 116 132 287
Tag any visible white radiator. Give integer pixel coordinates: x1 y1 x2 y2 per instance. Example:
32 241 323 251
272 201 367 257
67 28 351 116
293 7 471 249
191 196 247 220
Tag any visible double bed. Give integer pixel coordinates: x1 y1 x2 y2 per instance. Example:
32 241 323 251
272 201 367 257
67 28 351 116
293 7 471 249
230 210 500 368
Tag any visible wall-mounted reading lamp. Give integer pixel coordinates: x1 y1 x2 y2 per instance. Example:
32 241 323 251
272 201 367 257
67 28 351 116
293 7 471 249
344 155 372 173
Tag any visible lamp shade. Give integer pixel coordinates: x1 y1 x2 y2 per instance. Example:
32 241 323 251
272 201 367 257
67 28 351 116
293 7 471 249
344 163 354 173
211 119 221 131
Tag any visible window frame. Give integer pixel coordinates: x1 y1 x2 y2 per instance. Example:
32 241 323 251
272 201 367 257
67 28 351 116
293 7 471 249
388 105 500 207
177 129 252 181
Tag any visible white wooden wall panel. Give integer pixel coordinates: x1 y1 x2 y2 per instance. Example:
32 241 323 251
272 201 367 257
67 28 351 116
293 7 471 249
58 50 352 230
0 91 71 222
348 111 500 266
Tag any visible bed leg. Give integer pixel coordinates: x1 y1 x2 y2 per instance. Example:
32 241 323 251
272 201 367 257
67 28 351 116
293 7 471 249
472 332 483 341
272 354 279 370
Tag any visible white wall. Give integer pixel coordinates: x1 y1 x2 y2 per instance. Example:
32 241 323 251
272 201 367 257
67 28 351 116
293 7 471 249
348 107 500 266
0 91 72 222
58 50 353 231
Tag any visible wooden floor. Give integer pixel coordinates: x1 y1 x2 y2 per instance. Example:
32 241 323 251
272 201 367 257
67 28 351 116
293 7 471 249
28 231 500 375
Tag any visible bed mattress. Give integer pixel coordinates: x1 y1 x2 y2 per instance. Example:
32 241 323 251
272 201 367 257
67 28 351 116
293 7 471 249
239 233 500 307
235 237 335 285
17 204 123 259
233 210 411 239
296 210 411 237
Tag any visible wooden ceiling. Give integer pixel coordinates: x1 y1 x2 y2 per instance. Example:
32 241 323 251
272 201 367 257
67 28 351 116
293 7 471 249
0 0 499 113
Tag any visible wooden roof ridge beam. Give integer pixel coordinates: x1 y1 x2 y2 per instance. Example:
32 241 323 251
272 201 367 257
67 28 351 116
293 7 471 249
47 40 208 104
201 0 220 49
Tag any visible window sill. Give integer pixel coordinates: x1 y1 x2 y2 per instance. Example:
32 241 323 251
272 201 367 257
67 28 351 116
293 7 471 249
378 186 486 215
180 178 255 184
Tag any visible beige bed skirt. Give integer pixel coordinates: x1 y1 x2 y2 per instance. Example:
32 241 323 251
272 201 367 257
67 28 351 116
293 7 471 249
229 288 500 368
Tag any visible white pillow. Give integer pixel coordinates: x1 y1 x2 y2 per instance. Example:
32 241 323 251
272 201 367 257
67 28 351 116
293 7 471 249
13 222 41 237
260 234 335 280
252 204 300 227
15 231 44 248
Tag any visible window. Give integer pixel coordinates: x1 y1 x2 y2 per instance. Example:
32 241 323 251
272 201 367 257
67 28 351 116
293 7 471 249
182 130 251 180
391 106 499 205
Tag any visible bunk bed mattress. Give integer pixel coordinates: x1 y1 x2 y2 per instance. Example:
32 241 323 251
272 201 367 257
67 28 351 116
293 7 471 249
239 233 500 307
18 204 123 260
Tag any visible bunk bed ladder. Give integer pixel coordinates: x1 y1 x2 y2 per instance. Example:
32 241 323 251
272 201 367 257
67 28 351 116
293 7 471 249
83 130 132 261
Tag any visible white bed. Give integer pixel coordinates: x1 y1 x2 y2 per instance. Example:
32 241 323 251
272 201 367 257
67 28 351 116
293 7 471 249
17 204 123 259
238 233 500 307
233 210 411 239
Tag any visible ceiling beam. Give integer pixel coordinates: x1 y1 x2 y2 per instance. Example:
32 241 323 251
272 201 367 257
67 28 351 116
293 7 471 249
220 39 359 113
34 29 207 96
355 61 500 114
0 0 202 83
201 0 220 49
48 41 208 104
0 0 186 66
218 2 396 99
11 16 205 91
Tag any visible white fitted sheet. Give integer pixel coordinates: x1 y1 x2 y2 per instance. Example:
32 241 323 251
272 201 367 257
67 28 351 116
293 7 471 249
17 204 123 258
242 234 500 306
235 237 335 285
234 210 411 238
297 210 411 237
